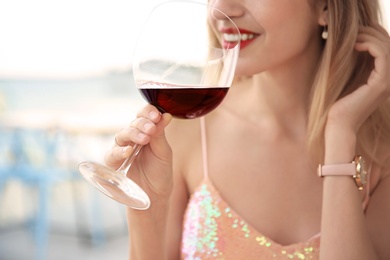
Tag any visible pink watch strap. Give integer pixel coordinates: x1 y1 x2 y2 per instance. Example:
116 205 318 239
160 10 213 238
318 163 356 177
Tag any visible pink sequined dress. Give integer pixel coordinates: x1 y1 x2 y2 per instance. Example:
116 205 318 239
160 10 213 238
180 117 371 259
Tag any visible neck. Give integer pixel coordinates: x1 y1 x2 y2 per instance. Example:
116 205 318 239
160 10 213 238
229 33 323 121
222 50 321 139
253 65 314 117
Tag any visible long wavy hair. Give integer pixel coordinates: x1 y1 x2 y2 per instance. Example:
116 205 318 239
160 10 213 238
308 0 390 166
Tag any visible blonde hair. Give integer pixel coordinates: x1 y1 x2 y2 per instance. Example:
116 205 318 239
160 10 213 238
308 0 390 166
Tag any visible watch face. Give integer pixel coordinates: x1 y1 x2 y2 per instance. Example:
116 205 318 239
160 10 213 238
355 156 367 190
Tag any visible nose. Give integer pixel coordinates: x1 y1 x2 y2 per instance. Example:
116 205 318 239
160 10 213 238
209 0 243 20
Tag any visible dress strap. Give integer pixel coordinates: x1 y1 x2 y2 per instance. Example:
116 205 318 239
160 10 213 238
200 117 209 179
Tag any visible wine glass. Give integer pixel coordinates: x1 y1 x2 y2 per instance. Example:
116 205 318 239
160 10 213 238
79 0 240 210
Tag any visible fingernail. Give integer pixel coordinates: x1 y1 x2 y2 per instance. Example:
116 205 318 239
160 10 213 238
137 132 147 139
144 123 153 131
149 111 158 119
122 146 130 155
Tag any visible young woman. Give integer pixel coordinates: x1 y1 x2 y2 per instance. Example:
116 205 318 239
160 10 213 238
106 0 390 259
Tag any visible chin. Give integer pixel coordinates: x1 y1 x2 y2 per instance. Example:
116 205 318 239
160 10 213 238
235 59 268 77
234 64 251 77
235 66 264 78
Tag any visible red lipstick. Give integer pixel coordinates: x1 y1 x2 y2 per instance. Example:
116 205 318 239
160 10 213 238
220 28 259 50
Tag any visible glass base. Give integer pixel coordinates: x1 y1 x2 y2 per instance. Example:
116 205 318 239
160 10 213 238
79 162 150 210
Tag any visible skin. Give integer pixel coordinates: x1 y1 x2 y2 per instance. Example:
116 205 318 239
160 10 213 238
106 0 390 259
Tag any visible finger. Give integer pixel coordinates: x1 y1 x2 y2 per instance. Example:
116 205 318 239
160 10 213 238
356 28 390 55
355 41 389 92
148 113 173 162
355 36 389 68
113 128 127 147
154 113 173 138
114 123 153 147
113 127 135 147
355 42 387 72
136 104 162 123
359 25 390 41
355 32 389 51
104 145 133 169
114 106 163 147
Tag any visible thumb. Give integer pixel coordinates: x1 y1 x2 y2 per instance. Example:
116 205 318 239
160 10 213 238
149 113 173 159
155 113 173 138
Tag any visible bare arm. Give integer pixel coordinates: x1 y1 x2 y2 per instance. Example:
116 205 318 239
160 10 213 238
105 105 194 259
320 24 390 259
105 104 174 259
320 127 381 259
127 200 171 260
320 128 390 259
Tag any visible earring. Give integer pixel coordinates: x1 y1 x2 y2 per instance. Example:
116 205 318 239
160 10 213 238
322 25 328 40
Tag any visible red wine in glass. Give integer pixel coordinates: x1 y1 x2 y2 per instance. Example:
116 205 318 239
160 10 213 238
138 81 229 119
78 1 240 210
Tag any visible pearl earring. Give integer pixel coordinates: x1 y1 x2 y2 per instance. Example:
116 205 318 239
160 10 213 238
322 26 328 40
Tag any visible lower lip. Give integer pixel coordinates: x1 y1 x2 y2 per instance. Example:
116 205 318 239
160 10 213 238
223 38 257 50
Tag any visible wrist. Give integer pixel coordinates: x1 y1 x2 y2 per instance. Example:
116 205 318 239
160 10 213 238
128 196 170 217
127 199 170 240
318 155 368 190
324 124 357 164
127 200 170 259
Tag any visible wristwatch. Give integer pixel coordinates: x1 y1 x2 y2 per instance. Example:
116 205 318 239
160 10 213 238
317 155 367 190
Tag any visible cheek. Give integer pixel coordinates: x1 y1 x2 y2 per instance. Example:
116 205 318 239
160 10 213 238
235 22 319 76
234 34 297 76
234 55 268 77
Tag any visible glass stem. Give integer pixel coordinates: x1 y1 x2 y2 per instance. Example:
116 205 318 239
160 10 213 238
117 144 143 175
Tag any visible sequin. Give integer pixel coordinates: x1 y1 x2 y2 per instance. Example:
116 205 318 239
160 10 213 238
181 178 321 259
182 183 222 258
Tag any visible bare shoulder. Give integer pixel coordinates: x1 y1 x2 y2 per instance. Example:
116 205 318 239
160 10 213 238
165 118 202 178
165 118 201 150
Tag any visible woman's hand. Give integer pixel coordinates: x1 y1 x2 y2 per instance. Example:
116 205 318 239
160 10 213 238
105 104 173 203
323 24 390 163
327 24 390 132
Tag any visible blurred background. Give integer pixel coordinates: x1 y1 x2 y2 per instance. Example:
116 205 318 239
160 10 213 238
0 0 389 260
0 0 163 259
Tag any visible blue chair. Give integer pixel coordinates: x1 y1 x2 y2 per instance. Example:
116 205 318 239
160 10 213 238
0 127 14 198
0 127 72 260
0 126 127 260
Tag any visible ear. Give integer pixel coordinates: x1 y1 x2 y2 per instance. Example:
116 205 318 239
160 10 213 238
317 1 328 26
